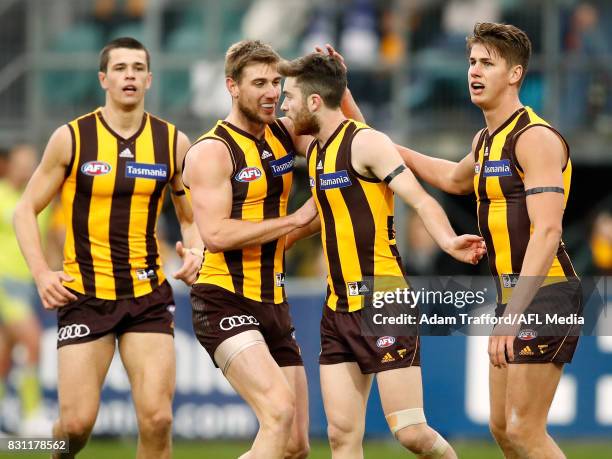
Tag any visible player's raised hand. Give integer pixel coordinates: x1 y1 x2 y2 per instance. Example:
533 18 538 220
315 44 347 72
33 270 77 310
447 234 486 264
173 241 202 286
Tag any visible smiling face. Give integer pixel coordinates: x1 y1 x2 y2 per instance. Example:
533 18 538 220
99 47 151 109
280 77 320 136
227 62 281 125
468 43 523 110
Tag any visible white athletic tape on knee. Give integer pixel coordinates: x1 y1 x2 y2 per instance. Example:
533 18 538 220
385 408 427 435
214 329 265 374
422 433 449 458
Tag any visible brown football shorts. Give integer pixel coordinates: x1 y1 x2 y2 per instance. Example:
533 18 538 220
496 280 583 364
319 305 420 374
191 283 303 368
57 281 175 348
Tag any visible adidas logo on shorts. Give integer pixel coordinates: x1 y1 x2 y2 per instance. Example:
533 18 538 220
381 352 395 363
519 346 534 356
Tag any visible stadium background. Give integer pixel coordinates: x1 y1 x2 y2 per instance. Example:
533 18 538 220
0 0 611 457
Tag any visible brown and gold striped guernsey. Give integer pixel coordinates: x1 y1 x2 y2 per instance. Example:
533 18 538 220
62 108 177 300
194 119 295 304
308 119 405 313
473 106 577 304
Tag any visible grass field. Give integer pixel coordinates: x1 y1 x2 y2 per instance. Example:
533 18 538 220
2 439 612 458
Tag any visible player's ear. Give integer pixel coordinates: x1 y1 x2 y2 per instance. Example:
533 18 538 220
307 93 322 112
226 77 239 98
509 64 523 86
98 71 108 90
145 72 152 90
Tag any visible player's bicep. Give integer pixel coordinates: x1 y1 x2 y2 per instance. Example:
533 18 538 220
20 126 71 214
451 152 476 191
185 141 234 234
517 127 566 231
352 129 429 206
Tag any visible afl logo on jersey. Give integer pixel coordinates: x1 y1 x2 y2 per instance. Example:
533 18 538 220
81 161 112 176
235 167 262 182
474 162 481 175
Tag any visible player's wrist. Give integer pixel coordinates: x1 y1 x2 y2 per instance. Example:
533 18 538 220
185 247 204 258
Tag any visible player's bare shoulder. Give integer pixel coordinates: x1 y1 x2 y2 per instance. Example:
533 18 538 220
43 124 74 168
514 125 566 170
183 137 233 188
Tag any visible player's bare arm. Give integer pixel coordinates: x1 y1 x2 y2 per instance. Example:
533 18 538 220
489 126 567 367
352 129 485 265
13 125 78 309
394 129 481 195
170 130 203 285
285 215 321 250
183 139 317 253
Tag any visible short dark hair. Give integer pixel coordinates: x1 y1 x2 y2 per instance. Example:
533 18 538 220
225 40 280 82
467 22 532 87
99 37 150 72
278 53 346 108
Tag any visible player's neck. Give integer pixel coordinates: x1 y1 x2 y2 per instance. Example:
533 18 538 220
226 109 266 140
482 95 523 134
315 110 346 147
100 102 145 139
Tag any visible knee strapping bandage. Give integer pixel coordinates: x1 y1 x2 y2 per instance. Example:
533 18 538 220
214 329 265 374
421 433 450 458
385 407 427 435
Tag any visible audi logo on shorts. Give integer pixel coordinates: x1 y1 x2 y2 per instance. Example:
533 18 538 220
219 315 259 331
58 324 91 341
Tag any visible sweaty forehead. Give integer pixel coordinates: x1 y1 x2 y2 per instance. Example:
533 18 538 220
107 48 148 66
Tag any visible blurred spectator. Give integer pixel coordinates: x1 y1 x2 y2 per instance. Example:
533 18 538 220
242 0 312 56
339 0 379 65
590 209 612 275
91 0 148 39
561 2 612 132
0 145 52 435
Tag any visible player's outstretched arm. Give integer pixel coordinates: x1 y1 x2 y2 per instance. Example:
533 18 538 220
13 125 78 309
352 129 486 265
489 126 567 367
394 129 483 195
170 131 203 286
285 214 321 250
183 139 318 253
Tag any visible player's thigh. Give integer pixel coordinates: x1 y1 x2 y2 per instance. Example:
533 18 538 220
225 341 294 416
489 363 509 428
506 362 563 424
118 332 175 416
376 366 424 415
57 334 116 419
320 362 372 431
280 365 309 437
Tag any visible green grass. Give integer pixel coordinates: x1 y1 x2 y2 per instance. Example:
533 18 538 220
1 439 611 458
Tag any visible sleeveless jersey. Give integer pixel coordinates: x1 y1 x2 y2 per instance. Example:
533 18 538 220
473 106 577 304
62 109 177 300
308 119 405 313
194 119 295 304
